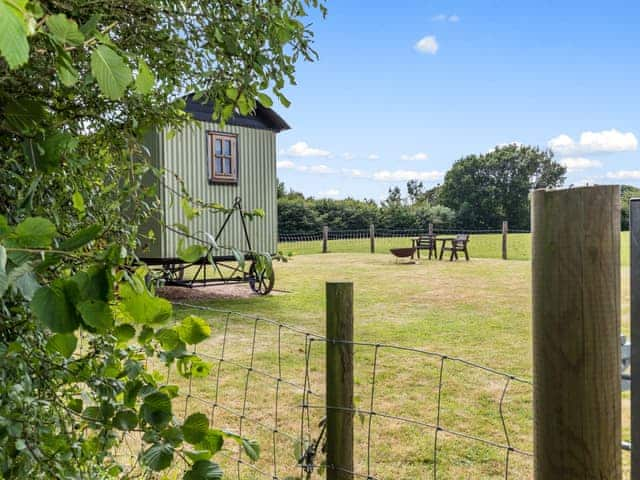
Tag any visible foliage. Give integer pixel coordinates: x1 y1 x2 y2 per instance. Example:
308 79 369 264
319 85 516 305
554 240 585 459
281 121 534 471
438 144 566 229
0 0 325 478
277 183 455 233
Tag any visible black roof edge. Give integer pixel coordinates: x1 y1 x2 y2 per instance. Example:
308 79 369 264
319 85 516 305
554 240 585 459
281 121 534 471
183 93 291 133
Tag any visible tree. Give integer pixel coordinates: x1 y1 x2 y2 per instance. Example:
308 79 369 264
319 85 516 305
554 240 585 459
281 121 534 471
406 180 426 204
0 1 325 478
439 145 566 229
383 186 403 206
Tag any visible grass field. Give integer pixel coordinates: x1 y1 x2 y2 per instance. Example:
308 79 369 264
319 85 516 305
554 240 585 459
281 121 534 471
165 253 631 479
279 231 631 265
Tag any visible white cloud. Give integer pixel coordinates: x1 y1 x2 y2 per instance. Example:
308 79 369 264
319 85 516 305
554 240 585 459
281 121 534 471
341 152 355 160
318 189 341 198
276 160 296 169
372 170 443 182
283 141 332 158
341 168 365 178
559 157 603 172
548 129 638 155
308 164 335 174
432 14 459 22
605 170 640 180
414 35 439 55
400 152 429 161
367 154 380 160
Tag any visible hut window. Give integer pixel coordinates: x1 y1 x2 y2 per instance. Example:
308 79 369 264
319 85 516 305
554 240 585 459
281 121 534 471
208 132 238 184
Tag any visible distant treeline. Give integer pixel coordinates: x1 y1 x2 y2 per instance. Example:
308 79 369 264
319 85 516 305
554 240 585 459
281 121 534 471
278 145 640 232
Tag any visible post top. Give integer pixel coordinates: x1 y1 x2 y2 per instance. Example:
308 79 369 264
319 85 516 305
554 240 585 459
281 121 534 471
531 184 620 193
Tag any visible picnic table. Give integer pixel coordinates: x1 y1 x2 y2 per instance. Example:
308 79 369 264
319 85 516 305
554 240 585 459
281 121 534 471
411 235 470 261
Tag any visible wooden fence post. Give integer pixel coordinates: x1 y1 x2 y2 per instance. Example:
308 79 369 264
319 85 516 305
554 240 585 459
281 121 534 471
531 186 621 479
502 220 508 260
326 282 354 480
369 224 375 254
631 197 640 478
322 225 329 254
428 223 434 236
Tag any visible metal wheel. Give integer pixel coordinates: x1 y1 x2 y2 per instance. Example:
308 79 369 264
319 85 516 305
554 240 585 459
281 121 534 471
162 263 185 282
248 261 275 295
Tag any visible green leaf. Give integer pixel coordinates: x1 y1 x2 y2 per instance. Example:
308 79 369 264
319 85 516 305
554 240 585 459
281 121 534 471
69 266 112 306
141 442 174 471
79 14 100 36
183 460 223 480
257 92 273 108
184 449 213 462
0 0 29 69
173 223 190 235
180 197 199 220
196 430 224 455
177 355 211 379
9 264 39 300
59 224 102 251
46 14 84 45
223 431 260 461
241 438 260 461
14 217 56 248
31 285 79 333
138 325 154 343
135 58 155 94
232 249 245 271
140 392 172 428
35 130 79 170
159 384 179 398
77 299 114 332
119 282 172 325
182 413 209 444
177 243 207 263
46 333 77 358
155 328 180 350
113 409 138 431
57 55 79 86
114 323 136 342
90 45 132 100
68 398 83 413
3 99 47 135
72 191 85 216
176 315 210 345
161 426 184 446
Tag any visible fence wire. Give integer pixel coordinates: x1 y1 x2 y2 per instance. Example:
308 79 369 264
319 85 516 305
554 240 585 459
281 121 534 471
121 302 541 479
278 227 531 257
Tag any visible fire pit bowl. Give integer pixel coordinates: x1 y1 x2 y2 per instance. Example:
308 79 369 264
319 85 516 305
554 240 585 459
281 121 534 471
389 247 416 262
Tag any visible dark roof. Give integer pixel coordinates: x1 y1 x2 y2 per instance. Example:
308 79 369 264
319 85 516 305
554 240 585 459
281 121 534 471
184 94 290 133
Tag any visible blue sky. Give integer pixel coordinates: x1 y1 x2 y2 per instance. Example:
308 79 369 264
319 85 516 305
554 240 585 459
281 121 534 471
274 0 640 201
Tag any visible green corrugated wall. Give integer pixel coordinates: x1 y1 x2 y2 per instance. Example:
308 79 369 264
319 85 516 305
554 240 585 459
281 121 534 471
142 121 278 259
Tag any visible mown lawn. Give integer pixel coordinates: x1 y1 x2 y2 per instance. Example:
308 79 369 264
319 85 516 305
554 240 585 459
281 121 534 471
168 253 630 479
279 231 631 265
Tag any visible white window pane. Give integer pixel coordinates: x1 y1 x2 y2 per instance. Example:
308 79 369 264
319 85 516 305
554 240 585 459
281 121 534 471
224 157 232 174
215 157 223 174
223 140 232 155
215 139 222 155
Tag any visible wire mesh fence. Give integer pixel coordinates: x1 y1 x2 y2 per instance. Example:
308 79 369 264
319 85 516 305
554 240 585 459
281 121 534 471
114 302 539 479
113 300 632 478
278 226 532 260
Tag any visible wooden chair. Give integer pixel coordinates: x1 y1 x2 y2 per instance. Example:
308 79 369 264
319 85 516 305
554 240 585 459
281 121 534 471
415 235 437 259
440 234 470 261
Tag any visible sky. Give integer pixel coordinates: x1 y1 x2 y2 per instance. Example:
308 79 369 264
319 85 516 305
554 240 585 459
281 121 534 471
272 0 640 201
